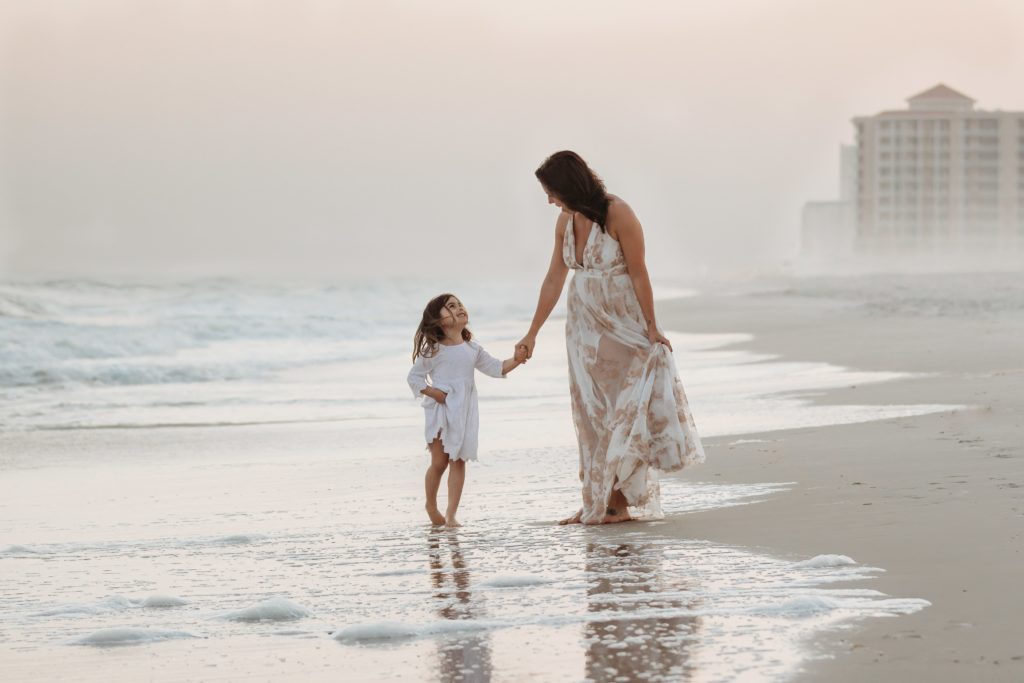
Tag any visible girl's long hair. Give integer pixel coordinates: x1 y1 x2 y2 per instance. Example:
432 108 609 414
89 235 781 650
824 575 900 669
535 150 611 231
413 293 472 361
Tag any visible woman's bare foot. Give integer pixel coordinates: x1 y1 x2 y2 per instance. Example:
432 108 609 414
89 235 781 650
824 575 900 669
601 506 632 524
444 516 461 528
558 509 583 525
425 504 446 526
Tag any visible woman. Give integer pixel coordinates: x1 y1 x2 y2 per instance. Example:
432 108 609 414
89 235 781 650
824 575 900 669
516 151 705 525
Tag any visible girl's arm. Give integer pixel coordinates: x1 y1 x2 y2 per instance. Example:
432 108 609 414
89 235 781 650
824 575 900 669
516 212 571 358
612 201 673 351
407 355 448 403
474 344 522 378
500 356 522 375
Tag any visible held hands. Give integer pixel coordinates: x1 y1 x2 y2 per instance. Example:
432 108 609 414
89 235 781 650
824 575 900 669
515 335 536 362
501 344 529 375
513 344 529 364
646 321 673 351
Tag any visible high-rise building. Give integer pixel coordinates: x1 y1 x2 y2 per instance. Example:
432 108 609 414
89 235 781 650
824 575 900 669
853 84 1024 251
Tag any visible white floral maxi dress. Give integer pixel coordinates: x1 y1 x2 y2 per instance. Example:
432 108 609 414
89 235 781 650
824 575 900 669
563 214 706 523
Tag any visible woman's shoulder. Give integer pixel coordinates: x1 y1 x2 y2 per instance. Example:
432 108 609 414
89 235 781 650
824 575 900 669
554 210 570 235
606 195 636 220
605 195 640 239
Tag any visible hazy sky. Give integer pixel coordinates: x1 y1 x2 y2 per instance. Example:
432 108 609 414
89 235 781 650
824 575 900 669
2 0 1023 281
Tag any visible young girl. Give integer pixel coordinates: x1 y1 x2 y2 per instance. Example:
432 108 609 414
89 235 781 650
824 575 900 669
407 293 526 527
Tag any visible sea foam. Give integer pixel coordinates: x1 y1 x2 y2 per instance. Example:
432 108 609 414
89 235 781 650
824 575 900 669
69 628 197 647
479 574 552 588
747 595 841 617
333 618 498 643
332 621 421 642
140 594 189 608
220 597 310 622
1 544 47 556
369 568 431 577
32 595 132 617
794 554 858 569
211 534 265 546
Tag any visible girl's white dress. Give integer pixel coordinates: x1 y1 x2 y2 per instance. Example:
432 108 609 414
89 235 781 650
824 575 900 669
407 341 505 461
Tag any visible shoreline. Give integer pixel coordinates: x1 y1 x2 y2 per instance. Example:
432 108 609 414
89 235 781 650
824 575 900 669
659 285 1024 681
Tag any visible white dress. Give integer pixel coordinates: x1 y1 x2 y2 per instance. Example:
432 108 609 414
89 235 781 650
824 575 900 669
407 341 506 461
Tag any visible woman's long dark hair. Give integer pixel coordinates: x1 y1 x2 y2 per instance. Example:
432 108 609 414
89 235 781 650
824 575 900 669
413 293 472 361
535 150 611 231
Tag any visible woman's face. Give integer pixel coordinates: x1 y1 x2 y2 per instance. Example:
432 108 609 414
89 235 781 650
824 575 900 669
541 185 569 212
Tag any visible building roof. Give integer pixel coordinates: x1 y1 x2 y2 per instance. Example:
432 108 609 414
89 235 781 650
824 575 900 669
908 84 975 102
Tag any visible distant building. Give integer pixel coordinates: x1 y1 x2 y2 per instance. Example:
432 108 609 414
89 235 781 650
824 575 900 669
800 145 856 261
854 84 1024 251
803 85 1024 259
839 144 857 203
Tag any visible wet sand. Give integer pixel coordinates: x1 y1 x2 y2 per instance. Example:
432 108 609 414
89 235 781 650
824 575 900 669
659 278 1024 682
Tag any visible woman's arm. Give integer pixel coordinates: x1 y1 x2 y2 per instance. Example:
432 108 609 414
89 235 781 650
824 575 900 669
612 201 673 351
517 213 571 359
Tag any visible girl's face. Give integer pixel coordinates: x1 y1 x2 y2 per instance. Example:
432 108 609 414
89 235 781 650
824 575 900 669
439 296 468 327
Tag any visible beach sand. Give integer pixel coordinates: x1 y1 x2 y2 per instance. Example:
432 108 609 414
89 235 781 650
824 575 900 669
658 281 1024 682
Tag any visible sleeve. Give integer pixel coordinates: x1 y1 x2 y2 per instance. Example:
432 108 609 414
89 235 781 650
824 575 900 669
473 343 506 379
407 355 433 399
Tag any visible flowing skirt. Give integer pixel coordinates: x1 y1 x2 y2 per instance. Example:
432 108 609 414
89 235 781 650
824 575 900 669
566 269 705 524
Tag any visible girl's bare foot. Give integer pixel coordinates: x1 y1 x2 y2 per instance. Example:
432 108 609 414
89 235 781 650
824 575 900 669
558 509 583 525
444 517 461 528
426 504 446 526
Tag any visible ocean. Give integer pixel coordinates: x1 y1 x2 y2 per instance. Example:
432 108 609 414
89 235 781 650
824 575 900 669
0 277 954 435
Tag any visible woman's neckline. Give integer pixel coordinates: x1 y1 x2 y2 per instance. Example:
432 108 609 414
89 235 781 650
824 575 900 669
571 212 619 245
570 213 597 268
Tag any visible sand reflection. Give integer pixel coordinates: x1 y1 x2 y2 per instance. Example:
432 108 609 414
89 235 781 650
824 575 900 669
583 541 701 682
428 531 493 683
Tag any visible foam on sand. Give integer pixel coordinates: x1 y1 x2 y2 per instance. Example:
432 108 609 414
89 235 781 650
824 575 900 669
794 554 858 568
747 595 841 617
479 574 553 588
31 595 133 617
1 544 47 556
211 534 266 545
369 568 431 577
333 619 498 643
69 628 197 647
140 594 189 608
220 597 310 622
332 621 421 642
31 594 190 617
